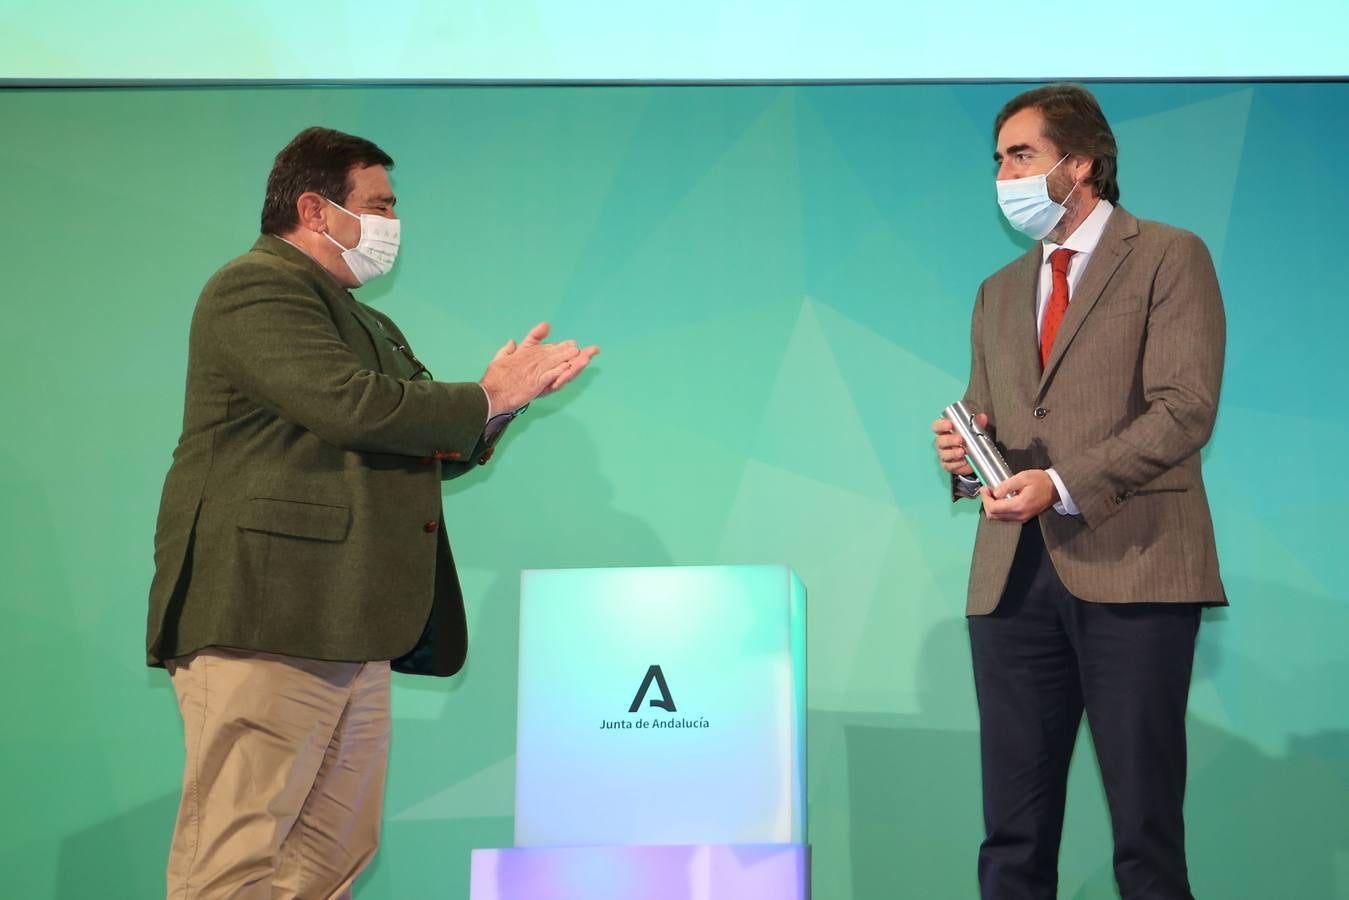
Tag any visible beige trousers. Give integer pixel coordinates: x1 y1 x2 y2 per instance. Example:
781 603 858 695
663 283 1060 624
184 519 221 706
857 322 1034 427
166 647 391 899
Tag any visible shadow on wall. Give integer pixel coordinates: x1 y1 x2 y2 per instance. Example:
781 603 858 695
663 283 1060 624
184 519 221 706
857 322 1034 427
55 792 178 900
363 409 673 895
1182 576 1349 900
839 616 984 900
835 602 1349 899
54 411 672 900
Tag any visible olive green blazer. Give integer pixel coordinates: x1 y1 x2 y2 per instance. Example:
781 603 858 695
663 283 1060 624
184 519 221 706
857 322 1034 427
959 207 1227 614
147 235 499 676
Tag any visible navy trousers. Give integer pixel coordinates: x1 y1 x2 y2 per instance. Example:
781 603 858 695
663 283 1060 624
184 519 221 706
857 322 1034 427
968 522 1200 900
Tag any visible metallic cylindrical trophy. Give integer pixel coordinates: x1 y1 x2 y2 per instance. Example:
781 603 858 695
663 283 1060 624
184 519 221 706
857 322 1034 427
943 400 1013 489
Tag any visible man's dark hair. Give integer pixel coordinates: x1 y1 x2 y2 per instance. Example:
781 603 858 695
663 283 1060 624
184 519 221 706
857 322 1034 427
260 127 394 235
994 83 1120 203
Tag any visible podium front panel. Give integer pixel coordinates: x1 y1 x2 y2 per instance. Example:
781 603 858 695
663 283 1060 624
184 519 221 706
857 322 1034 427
514 565 806 846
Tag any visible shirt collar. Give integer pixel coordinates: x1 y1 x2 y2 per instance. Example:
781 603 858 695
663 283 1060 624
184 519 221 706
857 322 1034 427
1043 198 1114 261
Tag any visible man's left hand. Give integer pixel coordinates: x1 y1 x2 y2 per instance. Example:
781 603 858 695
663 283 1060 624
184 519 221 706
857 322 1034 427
980 470 1059 523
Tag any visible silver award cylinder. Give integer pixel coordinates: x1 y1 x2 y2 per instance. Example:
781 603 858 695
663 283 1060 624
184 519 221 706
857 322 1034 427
943 401 1013 489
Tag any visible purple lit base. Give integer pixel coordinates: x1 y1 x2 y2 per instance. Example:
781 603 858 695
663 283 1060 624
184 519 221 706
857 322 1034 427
469 843 809 900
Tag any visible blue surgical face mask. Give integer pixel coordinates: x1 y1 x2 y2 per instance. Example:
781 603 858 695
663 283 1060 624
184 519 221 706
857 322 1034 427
995 154 1075 241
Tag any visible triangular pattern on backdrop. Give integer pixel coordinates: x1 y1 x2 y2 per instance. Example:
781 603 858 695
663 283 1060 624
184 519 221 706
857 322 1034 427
749 298 894 504
392 755 516 821
717 458 898 707
1113 88 1253 267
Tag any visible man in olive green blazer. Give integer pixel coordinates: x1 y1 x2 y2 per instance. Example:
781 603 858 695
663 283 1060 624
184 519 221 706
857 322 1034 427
148 127 597 899
933 86 1225 899
146 229 496 676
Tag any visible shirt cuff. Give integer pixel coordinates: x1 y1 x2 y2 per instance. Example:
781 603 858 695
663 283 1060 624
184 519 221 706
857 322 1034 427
1046 467 1079 516
955 473 982 497
479 383 493 422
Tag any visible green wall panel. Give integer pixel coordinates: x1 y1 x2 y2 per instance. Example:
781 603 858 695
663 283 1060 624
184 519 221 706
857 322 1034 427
1 81 1345 898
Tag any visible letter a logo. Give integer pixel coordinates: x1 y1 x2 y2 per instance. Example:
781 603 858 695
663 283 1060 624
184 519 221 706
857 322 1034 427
628 664 677 713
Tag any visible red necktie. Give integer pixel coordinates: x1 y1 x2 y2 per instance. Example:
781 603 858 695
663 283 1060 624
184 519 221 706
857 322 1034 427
1040 247 1076 369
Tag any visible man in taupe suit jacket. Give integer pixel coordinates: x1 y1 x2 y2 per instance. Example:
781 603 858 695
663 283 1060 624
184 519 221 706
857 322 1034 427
147 127 598 899
932 85 1225 899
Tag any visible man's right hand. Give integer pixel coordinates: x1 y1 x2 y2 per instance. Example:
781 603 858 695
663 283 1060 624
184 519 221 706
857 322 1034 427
480 322 600 415
931 413 988 477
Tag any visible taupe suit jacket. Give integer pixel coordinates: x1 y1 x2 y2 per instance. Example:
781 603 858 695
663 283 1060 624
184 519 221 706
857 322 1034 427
147 235 499 676
961 206 1227 614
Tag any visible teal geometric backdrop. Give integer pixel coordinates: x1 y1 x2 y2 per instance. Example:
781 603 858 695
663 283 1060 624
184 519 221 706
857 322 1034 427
1 82 1345 898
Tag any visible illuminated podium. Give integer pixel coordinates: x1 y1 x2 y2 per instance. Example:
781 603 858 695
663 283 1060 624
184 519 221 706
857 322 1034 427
470 565 809 900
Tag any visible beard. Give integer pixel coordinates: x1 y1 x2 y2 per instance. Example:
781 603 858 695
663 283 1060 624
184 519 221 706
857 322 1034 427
1044 162 1087 244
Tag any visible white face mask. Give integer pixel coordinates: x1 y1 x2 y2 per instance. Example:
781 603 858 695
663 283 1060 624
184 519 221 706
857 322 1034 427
322 198 400 285
995 154 1077 241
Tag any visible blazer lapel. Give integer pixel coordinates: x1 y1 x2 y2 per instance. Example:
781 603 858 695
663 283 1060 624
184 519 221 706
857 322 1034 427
1007 247 1044 396
344 299 394 368
1037 206 1138 394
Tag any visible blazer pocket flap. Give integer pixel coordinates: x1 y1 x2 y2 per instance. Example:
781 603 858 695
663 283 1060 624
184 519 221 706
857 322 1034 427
1137 469 1191 493
1091 299 1148 322
239 497 351 542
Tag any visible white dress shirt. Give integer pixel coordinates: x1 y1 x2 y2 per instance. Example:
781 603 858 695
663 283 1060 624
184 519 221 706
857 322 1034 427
1040 199 1114 515
959 199 1115 516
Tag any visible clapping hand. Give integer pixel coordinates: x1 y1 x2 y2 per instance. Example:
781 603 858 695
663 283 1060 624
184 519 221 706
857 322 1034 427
480 322 600 414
